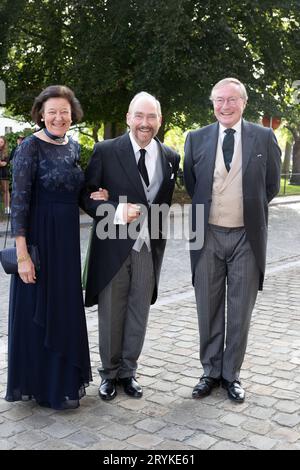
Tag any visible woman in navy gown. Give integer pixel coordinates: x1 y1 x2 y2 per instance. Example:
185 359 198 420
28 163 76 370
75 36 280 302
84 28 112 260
5 85 105 410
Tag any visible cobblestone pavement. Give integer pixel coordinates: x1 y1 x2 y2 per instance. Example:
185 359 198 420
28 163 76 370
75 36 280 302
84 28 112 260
0 199 300 450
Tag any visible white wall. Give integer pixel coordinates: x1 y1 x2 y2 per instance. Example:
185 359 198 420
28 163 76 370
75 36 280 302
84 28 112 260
0 108 32 135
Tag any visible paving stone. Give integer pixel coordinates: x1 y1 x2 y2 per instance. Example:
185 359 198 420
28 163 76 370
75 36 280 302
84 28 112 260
193 404 223 419
135 417 166 433
142 403 170 418
0 401 14 413
141 357 166 368
252 375 276 385
242 418 273 435
218 400 249 413
185 417 222 434
65 430 101 448
42 422 78 439
246 435 278 450
0 438 16 450
157 424 195 441
176 376 198 387
273 413 300 427
126 433 163 449
150 380 180 393
0 205 300 450
34 439 74 450
173 385 194 398
210 441 250 450
118 400 148 412
271 427 300 443
3 406 34 421
87 437 127 450
0 421 27 438
214 426 249 442
247 395 277 408
100 422 136 440
156 440 197 450
185 434 217 449
139 366 161 377
274 401 300 413
10 430 47 448
220 413 247 427
272 390 299 400
147 393 178 406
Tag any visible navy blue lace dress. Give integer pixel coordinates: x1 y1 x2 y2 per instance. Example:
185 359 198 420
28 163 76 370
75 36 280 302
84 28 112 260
5 135 92 410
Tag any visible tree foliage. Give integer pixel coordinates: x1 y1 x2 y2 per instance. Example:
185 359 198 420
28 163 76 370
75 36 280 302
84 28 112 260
1 0 299 141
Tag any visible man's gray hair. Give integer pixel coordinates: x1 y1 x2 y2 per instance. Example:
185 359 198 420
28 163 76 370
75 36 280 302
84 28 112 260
210 78 248 102
128 91 162 116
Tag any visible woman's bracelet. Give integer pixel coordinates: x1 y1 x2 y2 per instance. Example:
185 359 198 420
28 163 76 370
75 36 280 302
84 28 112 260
17 254 31 264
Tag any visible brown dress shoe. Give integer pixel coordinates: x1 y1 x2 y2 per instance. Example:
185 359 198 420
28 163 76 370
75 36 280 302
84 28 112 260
192 375 220 399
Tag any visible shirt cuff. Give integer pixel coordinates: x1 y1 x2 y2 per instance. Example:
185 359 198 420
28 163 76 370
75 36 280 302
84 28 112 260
114 203 126 225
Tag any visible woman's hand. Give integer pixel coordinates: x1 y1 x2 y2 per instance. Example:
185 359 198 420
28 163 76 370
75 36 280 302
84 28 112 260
18 258 36 284
90 188 109 201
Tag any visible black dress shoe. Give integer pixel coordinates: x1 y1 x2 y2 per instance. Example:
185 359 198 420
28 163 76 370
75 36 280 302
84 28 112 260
98 378 117 401
222 379 245 403
120 377 143 398
192 375 220 399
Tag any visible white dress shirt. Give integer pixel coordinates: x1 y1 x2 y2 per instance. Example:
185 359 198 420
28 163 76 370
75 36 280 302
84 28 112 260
114 132 158 224
219 119 242 170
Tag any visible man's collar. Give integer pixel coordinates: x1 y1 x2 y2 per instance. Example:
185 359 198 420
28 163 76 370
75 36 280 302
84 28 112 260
129 132 156 154
219 119 242 134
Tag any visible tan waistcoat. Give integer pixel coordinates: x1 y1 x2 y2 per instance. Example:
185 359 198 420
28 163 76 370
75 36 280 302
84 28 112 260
208 137 244 227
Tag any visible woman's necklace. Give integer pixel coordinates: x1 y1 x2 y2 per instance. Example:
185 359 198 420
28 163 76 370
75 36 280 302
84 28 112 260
43 128 66 144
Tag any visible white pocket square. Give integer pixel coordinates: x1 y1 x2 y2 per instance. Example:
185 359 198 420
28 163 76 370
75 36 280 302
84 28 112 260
256 154 263 158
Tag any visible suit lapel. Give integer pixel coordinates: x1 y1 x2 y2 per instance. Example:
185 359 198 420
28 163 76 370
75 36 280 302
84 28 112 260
205 122 219 186
242 120 256 175
157 138 171 179
116 133 147 201
152 138 172 203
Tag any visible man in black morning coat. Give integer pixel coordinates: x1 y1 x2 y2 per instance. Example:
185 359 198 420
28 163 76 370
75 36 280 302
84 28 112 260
81 92 180 401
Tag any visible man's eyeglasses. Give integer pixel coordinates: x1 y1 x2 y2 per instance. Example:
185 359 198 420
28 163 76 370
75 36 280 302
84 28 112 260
213 97 242 106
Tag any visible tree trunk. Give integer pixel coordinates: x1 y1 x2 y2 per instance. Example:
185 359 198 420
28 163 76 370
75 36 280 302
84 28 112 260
104 122 126 140
157 120 166 142
282 140 292 176
290 135 300 185
92 124 101 143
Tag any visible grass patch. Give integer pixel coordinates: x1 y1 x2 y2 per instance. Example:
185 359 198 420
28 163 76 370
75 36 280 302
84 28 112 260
279 178 300 196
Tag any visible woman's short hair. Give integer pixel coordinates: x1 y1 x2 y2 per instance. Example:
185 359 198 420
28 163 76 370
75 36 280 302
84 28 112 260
31 85 83 127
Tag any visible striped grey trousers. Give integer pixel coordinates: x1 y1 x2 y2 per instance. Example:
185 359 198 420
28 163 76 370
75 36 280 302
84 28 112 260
194 224 260 382
98 244 155 380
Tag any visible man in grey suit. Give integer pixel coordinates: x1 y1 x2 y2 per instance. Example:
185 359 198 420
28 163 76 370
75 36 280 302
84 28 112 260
81 92 180 401
184 78 281 402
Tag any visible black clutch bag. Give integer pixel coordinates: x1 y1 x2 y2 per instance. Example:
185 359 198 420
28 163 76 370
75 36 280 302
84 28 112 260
0 245 40 274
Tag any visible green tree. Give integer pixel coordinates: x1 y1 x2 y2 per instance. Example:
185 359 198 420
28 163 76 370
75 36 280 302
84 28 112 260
1 0 300 145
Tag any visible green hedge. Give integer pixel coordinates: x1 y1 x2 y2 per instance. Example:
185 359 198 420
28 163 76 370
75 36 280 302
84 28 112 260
79 144 93 171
